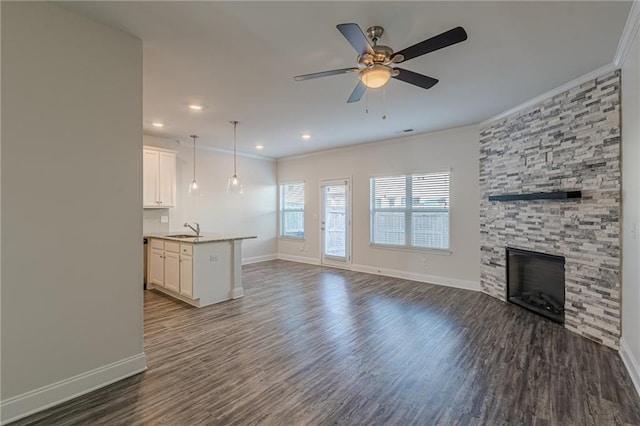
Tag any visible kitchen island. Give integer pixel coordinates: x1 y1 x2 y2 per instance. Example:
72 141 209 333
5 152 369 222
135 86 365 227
145 233 256 307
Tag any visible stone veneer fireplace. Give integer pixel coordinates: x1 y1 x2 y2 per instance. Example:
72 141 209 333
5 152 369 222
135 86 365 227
479 70 621 349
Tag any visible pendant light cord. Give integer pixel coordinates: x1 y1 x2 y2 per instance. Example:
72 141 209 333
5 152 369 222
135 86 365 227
190 135 198 182
230 120 238 176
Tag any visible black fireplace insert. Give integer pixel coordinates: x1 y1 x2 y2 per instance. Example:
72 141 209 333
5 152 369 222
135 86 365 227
506 247 565 324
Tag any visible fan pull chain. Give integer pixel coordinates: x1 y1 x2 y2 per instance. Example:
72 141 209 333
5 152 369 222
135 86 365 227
382 86 387 120
365 90 369 115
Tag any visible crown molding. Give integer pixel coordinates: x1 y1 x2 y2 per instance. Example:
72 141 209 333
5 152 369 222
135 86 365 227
480 1 636 128
143 133 274 161
278 123 479 162
479 63 617 128
614 0 640 67
184 141 275 162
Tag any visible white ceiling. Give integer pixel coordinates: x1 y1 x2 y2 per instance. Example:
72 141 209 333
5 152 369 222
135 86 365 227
61 1 631 158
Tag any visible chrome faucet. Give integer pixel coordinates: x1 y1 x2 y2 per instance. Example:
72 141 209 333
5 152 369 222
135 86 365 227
184 222 200 236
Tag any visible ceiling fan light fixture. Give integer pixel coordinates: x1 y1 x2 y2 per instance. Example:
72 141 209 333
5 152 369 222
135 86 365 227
359 64 392 89
295 23 467 102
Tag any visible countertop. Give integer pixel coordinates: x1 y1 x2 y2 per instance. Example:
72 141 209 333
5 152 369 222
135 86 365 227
145 232 257 244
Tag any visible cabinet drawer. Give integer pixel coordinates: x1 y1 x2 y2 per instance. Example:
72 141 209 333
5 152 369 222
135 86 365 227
150 239 164 250
180 244 193 256
165 241 180 253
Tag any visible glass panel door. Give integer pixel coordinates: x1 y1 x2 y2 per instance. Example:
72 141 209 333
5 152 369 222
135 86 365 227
321 179 350 268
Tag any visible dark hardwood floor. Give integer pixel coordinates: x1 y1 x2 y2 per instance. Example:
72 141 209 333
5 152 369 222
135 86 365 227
13 260 640 425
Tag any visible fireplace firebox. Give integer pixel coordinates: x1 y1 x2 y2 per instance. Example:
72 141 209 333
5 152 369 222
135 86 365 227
506 247 565 324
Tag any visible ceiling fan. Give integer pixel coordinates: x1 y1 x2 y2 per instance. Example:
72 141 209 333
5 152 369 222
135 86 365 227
294 23 468 103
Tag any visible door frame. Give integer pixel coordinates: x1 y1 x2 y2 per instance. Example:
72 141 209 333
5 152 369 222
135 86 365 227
319 177 352 269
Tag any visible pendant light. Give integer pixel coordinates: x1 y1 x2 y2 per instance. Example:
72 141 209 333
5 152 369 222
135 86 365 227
188 134 199 193
226 120 243 194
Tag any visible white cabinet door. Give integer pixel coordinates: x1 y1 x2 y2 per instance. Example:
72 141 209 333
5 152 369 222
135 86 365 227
149 248 164 286
180 254 193 298
143 147 176 208
143 149 159 207
164 251 180 293
158 152 176 207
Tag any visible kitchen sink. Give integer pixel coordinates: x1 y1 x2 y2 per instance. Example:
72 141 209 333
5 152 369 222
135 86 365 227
167 234 200 238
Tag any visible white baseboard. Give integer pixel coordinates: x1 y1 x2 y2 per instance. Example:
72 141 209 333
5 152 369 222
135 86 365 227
275 254 479 291
242 254 277 265
350 263 480 291
1 353 147 425
620 338 640 397
276 254 321 266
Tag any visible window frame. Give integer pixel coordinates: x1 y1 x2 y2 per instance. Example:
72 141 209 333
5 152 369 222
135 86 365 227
279 180 305 240
369 170 452 254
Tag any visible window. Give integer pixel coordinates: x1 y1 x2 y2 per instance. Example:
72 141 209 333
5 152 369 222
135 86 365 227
280 182 305 239
370 172 450 250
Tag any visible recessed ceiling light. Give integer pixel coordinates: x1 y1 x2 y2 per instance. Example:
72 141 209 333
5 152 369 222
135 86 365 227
255 145 264 150
189 104 203 111
301 134 311 140
152 122 164 128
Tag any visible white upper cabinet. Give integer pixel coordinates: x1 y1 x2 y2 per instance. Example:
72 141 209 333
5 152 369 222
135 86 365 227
157 152 176 207
143 150 160 207
143 147 176 208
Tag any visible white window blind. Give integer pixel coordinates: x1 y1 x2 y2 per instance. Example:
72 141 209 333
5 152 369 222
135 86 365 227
370 172 450 250
280 182 305 238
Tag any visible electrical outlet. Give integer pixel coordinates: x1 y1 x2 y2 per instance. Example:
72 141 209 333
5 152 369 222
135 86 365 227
300 244 305 252
160 216 169 223
210 255 218 262
421 258 428 266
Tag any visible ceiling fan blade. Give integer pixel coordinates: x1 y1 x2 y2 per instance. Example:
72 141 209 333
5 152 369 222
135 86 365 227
393 68 439 90
392 26 467 63
347 81 366 103
294 68 359 81
337 23 375 57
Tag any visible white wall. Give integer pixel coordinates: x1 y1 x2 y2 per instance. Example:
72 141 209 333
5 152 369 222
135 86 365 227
621 20 640 393
1 2 145 422
143 135 277 263
277 125 481 290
